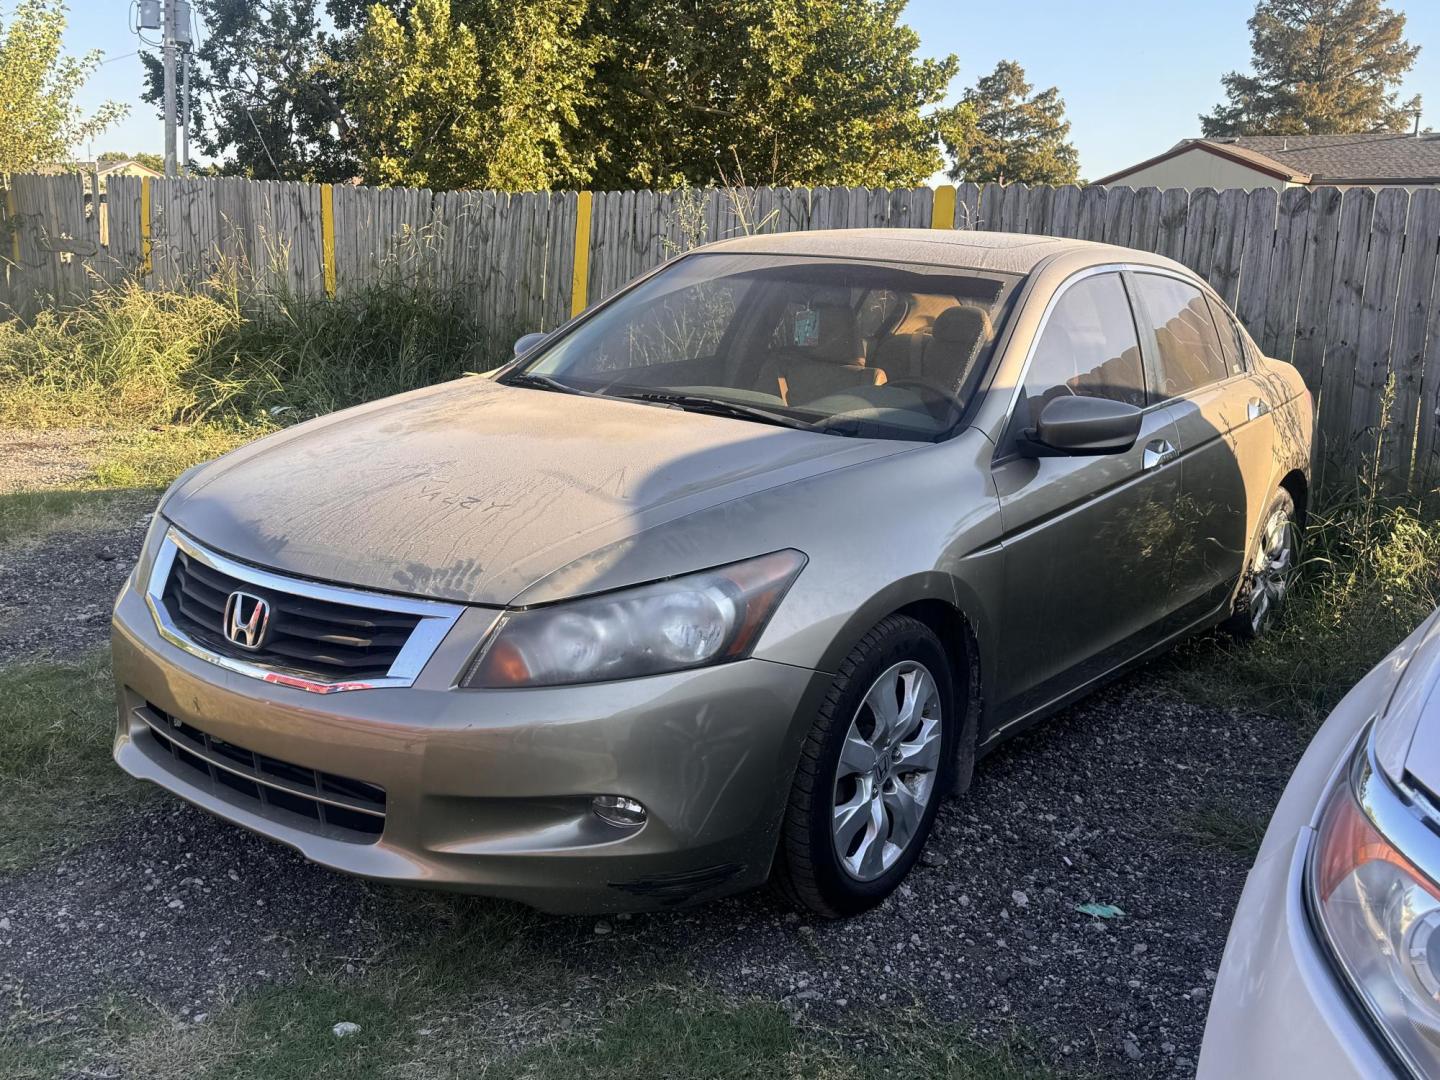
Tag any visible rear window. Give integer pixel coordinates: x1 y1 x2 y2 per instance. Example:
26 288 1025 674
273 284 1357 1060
1132 273 1231 400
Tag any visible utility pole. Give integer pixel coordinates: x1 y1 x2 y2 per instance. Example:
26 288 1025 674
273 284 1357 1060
181 47 191 174
162 0 177 176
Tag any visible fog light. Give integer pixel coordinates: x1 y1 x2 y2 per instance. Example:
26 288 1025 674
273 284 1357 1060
592 795 646 828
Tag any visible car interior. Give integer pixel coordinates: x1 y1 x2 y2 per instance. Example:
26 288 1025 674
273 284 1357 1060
540 261 1015 437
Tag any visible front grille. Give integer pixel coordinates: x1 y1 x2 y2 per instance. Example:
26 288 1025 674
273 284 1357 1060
162 548 422 681
139 702 386 840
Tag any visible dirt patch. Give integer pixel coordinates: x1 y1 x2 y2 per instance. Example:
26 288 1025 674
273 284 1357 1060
0 429 108 495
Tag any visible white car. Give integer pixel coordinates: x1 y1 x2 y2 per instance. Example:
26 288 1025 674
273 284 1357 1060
1200 607 1440 1077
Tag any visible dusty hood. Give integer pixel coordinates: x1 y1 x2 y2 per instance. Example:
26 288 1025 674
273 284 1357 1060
164 376 908 605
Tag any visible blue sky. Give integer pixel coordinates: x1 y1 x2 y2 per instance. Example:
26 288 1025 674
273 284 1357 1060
55 0 1440 180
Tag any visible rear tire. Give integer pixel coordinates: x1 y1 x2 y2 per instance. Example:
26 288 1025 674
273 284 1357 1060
772 615 955 918
1226 489 1298 641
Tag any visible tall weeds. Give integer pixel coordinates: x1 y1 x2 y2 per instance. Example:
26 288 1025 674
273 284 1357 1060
1165 474 1440 727
0 276 489 429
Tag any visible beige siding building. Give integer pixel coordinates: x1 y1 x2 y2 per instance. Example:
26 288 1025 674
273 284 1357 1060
1097 133 1440 190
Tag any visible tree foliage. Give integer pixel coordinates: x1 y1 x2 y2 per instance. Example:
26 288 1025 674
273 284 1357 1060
142 0 356 181
350 0 595 190
941 60 1079 185
162 0 968 189
579 0 957 189
1202 0 1421 136
0 0 127 174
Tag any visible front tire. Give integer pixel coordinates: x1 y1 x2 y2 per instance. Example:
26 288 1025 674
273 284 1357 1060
772 615 955 917
1227 489 1298 640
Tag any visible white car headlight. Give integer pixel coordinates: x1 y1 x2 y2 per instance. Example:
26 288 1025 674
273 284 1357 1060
1308 737 1440 1076
461 550 806 688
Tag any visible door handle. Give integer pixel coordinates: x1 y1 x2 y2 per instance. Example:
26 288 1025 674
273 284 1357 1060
1143 439 1177 470
1247 397 1271 421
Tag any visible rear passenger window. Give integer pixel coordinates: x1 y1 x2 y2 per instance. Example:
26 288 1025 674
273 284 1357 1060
1205 296 1247 376
1015 273 1146 430
1133 274 1230 399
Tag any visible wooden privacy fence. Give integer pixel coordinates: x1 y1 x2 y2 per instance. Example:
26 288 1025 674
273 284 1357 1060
4 173 1440 490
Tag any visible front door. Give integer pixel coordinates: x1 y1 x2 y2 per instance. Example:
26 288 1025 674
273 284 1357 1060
991 270 1185 720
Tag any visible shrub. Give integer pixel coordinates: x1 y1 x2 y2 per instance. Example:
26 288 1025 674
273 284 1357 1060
0 277 492 429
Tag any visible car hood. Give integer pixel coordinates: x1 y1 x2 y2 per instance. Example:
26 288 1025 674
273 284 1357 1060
164 376 910 605
1374 606 1440 794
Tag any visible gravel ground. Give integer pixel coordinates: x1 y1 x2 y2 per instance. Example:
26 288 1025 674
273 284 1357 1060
0 505 151 667
0 435 1310 1077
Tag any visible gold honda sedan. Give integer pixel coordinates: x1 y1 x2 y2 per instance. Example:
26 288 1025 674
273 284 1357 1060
112 229 1312 916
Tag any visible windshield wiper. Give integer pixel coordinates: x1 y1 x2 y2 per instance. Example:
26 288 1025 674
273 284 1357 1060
504 372 594 396
613 391 828 433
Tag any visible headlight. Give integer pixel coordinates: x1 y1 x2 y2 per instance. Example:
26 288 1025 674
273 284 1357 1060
130 510 170 590
131 463 207 589
461 550 806 688
1308 738 1440 1075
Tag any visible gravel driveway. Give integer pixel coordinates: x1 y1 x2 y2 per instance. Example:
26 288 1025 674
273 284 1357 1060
0 440 1310 1078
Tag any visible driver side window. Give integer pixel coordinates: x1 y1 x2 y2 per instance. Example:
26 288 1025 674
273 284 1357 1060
1015 272 1146 432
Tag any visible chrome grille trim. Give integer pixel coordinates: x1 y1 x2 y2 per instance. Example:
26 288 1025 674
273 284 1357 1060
145 527 466 693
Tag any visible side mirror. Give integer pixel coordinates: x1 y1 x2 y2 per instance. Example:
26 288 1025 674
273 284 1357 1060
513 332 547 358
1018 395 1143 457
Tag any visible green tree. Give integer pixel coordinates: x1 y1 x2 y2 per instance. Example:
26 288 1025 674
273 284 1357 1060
1202 0 1421 136
348 0 596 189
0 0 127 174
941 60 1078 185
140 0 355 181
577 0 958 189
170 0 961 190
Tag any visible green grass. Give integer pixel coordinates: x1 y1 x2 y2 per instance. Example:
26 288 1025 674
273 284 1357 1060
1161 488 1440 729
1175 803 1269 859
103 978 1051 1080
0 654 151 872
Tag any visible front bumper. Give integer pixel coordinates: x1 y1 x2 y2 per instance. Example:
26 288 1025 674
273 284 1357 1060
111 578 826 913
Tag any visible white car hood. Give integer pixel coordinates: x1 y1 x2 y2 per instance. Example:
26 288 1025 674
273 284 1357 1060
1375 607 1440 793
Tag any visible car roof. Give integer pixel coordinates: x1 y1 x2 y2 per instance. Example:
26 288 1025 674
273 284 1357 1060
699 227 1185 278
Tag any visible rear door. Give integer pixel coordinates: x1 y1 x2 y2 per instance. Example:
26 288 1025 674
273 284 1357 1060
1128 271 1266 623
991 270 1185 718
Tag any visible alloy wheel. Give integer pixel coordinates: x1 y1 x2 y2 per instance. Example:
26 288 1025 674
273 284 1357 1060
1247 504 1295 636
830 660 943 881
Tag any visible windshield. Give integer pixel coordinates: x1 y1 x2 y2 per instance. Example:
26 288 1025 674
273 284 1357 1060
503 252 1021 440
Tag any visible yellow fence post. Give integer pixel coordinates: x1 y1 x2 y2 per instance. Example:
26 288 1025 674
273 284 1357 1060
570 191 593 317
320 183 336 298
931 185 956 230
140 176 153 276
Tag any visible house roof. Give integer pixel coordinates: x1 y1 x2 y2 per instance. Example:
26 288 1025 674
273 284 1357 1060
30 159 164 178
1095 132 1440 187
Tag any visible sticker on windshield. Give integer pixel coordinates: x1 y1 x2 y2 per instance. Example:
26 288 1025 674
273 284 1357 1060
793 308 819 347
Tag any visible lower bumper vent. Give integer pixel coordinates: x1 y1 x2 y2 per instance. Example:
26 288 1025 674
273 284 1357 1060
137 702 386 841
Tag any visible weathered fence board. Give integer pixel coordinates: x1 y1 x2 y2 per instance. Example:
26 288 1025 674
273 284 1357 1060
7 174 1440 491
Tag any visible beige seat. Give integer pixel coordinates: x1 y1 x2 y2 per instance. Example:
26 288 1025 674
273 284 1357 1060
758 303 884 405
872 305 994 387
